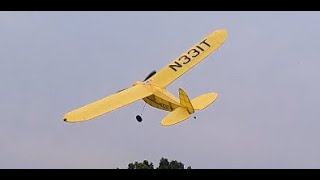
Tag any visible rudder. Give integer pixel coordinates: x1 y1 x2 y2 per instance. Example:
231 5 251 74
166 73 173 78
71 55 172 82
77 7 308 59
179 88 195 114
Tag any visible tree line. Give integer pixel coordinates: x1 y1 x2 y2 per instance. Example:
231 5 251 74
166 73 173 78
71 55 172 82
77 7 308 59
123 157 191 169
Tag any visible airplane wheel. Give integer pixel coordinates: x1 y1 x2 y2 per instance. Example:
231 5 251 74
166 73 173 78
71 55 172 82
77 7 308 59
136 115 143 122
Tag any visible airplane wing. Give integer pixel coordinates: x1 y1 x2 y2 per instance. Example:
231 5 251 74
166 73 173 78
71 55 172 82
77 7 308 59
148 29 227 88
63 84 154 123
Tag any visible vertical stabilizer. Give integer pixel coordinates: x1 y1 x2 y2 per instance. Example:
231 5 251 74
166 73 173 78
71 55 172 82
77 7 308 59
178 88 195 114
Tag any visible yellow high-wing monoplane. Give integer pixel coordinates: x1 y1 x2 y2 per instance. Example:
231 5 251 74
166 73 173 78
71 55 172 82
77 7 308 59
63 29 227 126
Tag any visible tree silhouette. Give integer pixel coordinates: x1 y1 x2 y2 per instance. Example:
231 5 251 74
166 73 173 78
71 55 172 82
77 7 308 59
125 157 191 169
127 160 154 169
158 157 170 169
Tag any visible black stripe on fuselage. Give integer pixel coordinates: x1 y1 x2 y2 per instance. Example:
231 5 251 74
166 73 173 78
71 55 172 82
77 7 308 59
145 95 174 111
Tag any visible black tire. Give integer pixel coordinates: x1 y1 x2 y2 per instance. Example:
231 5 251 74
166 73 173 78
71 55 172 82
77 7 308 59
136 115 143 122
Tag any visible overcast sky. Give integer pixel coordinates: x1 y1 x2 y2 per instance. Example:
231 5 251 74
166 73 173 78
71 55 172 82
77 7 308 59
1 11 320 169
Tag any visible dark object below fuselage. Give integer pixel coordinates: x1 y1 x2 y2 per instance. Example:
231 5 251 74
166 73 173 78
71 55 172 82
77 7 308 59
136 115 143 122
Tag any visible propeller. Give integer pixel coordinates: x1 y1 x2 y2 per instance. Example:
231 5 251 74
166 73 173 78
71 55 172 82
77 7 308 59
143 70 156 82
116 70 156 93
116 88 126 93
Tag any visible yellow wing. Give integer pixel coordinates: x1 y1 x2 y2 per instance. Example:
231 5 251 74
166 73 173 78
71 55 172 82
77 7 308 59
149 29 227 88
63 84 154 123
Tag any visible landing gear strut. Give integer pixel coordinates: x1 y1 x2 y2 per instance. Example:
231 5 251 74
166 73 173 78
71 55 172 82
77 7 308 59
136 102 146 123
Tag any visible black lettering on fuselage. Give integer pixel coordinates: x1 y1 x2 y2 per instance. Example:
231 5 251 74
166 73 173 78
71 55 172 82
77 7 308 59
187 48 200 58
168 38 211 72
199 39 210 48
160 103 169 109
196 45 204 52
179 55 191 64
169 61 183 71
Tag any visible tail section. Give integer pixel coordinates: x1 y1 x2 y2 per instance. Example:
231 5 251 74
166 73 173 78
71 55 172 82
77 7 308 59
161 89 218 126
179 88 195 114
191 92 218 110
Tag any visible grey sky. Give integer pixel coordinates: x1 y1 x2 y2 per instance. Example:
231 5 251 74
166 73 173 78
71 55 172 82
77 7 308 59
1 11 320 168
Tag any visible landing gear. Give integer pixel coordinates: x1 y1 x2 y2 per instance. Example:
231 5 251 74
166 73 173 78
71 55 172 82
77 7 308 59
136 115 143 122
136 102 146 123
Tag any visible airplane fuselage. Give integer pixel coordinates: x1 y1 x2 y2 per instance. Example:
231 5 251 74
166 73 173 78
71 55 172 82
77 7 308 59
133 81 181 112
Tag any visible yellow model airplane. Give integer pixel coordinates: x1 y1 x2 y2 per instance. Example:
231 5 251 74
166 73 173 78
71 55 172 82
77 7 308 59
63 29 227 126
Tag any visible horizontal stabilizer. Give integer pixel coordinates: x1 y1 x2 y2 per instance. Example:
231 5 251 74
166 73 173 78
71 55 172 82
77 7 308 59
161 107 190 126
191 92 218 110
